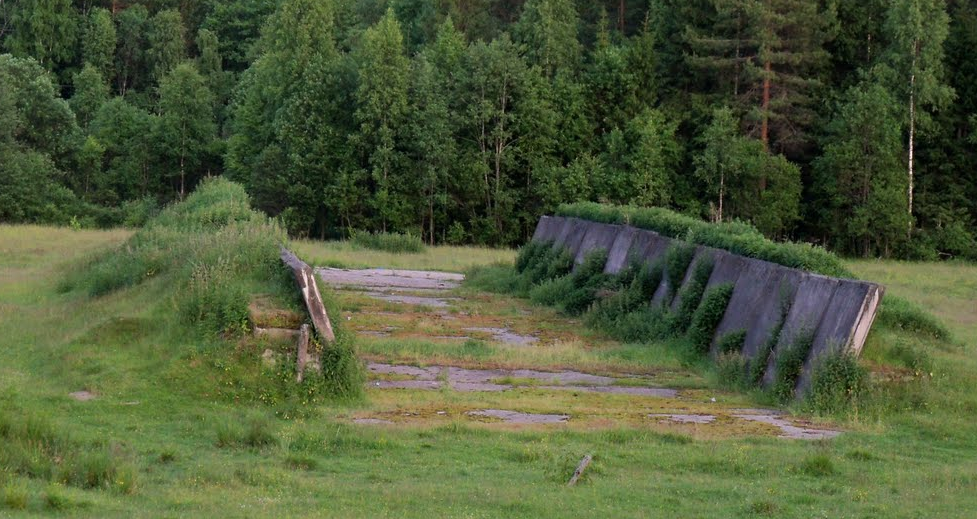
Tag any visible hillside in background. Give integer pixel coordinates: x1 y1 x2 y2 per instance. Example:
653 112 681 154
1 0 976 260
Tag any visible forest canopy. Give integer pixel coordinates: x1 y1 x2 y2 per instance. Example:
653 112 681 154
1 0 975 260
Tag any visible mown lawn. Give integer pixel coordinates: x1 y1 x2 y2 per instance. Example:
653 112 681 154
1 227 976 518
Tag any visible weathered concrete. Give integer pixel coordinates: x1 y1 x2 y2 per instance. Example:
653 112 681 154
573 222 622 265
603 226 638 274
531 216 884 398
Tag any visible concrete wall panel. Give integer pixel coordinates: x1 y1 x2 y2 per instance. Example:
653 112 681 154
604 226 638 274
528 215 884 400
574 222 622 265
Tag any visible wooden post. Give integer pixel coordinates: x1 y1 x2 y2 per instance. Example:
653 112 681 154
280 247 335 343
296 324 310 382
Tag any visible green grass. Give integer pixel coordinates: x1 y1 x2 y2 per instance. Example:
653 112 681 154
292 239 516 272
350 230 426 253
1 223 976 517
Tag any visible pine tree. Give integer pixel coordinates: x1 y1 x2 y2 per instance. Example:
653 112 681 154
686 0 832 156
513 0 582 78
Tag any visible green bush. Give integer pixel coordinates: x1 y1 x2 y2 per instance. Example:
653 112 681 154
180 258 251 337
586 260 664 331
686 283 734 355
717 329 747 354
216 413 278 449
878 296 951 341
663 242 697 302
0 408 137 494
350 230 425 253
806 351 866 415
670 254 716 333
556 202 851 278
772 332 815 404
716 352 748 390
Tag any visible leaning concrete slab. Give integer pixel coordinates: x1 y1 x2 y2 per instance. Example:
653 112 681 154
604 226 638 274
529 215 885 401
574 222 622 265
532 215 563 243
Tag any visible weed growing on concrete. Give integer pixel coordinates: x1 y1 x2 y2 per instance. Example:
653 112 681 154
772 332 815 403
671 254 716 333
664 242 696 302
686 283 734 355
717 329 747 354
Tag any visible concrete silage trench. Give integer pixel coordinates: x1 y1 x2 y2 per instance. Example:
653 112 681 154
315 266 839 440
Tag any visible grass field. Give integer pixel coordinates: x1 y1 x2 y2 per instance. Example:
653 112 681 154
2 227 976 517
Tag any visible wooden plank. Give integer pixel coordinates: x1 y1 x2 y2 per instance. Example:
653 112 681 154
567 454 593 487
280 247 335 343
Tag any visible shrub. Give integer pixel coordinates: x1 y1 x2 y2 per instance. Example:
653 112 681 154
799 454 835 477
771 332 814 404
717 329 747 354
180 258 251 337
2 482 28 510
686 283 734 355
216 413 278 449
877 296 951 341
350 230 425 253
586 260 664 331
716 352 748 390
670 254 716 333
663 242 696 302
806 350 866 415
556 202 851 278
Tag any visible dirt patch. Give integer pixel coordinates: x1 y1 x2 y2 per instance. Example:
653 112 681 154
69 391 96 402
732 412 840 440
366 362 677 397
463 327 538 346
467 409 569 424
360 291 458 308
650 413 716 424
316 267 463 291
353 418 395 425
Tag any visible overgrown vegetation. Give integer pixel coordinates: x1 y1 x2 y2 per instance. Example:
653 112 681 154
60 178 363 405
771 332 815 404
557 203 850 277
0 407 138 495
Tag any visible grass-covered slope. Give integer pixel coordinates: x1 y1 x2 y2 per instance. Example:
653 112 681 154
1 222 976 516
0 179 364 512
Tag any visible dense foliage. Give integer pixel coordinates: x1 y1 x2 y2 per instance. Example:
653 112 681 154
2 0 975 260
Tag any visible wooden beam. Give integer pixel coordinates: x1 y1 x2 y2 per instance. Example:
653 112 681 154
280 247 335 343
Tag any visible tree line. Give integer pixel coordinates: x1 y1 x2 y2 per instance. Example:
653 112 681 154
1 0 975 260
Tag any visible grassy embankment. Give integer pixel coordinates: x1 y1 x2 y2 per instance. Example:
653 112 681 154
2 201 977 516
